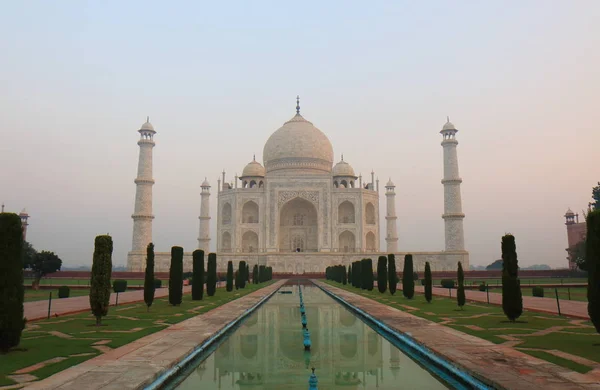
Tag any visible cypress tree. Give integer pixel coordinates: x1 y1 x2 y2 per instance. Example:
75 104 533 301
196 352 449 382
259 265 266 282
207 253 217 296
342 265 347 285
377 256 387 293
253 264 259 284
587 210 600 333
360 259 373 291
169 246 184 306
192 250 204 300
0 213 26 352
457 261 465 309
388 254 397 295
143 243 155 310
234 270 239 289
424 261 432 303
239 261 247 288
89 235 113 326
501 234 523 322
402 254 414 299
347 265 352 286
226 261 234 291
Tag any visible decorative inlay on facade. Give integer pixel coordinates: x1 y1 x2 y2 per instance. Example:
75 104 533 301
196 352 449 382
277 190 320 207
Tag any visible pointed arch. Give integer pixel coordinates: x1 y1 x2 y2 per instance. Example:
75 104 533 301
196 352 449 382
242 230 259 253
338 230 355 252
338 201 355 224
242 200 259 223
366 231 376 251
365 202 376 225
222 203 232 225
221 231 232 252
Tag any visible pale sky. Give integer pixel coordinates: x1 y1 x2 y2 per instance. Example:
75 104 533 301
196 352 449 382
1 1 598 269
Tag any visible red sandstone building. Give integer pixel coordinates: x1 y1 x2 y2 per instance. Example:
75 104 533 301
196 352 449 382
565 208 586 270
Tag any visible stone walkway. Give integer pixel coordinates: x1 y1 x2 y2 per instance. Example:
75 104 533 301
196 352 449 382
24 287 193 321
316 281 600 390
22 280 284 390
412 285 590 319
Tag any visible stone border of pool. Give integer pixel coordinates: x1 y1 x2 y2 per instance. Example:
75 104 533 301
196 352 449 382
315 281 600 390
23 281 285 390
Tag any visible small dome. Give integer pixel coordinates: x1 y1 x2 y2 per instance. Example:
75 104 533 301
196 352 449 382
442 117 456 131
332 158 356 177
140 117 155 132
386 178 395 187
565 208 575 216
201 178 210 187
19 208 28 216
241 159 265 177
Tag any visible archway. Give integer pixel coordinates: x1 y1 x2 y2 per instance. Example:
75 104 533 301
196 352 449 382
338 231 355 253
242 201 259 223
279 197 318 252
366 231 376 251
338 201 355 224
222 203 232 225
365 202 376 225
242 231 259 253
221 231 232 252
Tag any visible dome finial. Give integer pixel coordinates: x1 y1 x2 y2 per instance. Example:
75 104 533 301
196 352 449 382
341 153 344 161
253 154 256 161
296 95 300 114
147 116 150 123
446 115 450 123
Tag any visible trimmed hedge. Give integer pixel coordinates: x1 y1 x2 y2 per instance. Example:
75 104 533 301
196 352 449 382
112 279 127 293
90 235 113 326
587 210 600 333
377 256 387 293
457 261 465 308
169 246 183 306
192 250 205 300
424 262 432 303
479 283 487 292
58 286 70 299
144 243 155 310
532 286 544 297
226 261 233 292
388 254 397 295
153 279 162 289
502 234 523 322
207 253 217 296
441 279 455 289
402 254 414 299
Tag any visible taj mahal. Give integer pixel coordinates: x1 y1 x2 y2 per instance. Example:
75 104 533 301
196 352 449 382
127 97 468 273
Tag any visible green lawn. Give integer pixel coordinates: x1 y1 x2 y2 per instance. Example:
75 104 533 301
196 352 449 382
0 281 273 387
24 288 90 302
485 286 588 302
24 278 158 287
439 278 587 287
326 281 600 374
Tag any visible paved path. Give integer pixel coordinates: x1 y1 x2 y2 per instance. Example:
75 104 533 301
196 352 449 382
24 280 285 390
25 287 192 321
412 284 589 319
317 281 600 390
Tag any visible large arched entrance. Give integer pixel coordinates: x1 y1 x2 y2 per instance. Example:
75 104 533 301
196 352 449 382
279 197 318 252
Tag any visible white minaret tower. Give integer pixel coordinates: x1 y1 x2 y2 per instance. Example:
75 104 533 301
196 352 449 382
198 178 211 251
440 117 465 251
385 179 398 252
131 117 156 253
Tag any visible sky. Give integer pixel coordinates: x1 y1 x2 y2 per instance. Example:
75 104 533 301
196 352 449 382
1 1 598 269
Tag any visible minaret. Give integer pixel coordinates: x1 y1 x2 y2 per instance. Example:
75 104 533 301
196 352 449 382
385 179 398 252
131 117 156 253
198 178 211 251
19 209 30 241
440 117 465 251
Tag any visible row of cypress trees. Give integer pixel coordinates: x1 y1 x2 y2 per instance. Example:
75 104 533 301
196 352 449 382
325 265 347 284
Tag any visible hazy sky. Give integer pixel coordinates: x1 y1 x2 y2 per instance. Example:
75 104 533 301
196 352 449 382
1 1 598 269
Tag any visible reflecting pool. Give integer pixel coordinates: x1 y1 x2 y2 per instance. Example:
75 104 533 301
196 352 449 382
174 285 449 389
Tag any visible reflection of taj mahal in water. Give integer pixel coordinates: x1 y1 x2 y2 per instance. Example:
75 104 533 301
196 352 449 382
127 98 469 273
176 287 445 390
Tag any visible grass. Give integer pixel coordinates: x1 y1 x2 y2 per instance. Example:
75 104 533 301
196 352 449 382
440 277 587 287
326 281 600 374
24 289 90 302
0 281 274 387
24 278 159 287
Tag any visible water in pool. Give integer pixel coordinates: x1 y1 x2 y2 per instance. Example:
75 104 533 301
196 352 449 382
174 285 449 389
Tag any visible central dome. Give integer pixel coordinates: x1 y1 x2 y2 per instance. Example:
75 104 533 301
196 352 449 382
263 112 334 174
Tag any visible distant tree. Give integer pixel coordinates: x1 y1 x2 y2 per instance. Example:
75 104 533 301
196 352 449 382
239 261 247 288
377 256 387 294
457 261 466 309
26 250 62 290
143 243 155 310
402 254 414 299
592 182 600 211
0 213 26 352
89 235 113 326
342 265 347 285
259 265 266 283
207 253 217 296
226 261 234 292
253 264 259 284
169 247 184 306
388 254 397 295
234 270 239 290
424 262 432 303
501 234 523 322
568 239 587 271
21 240 37 270
586 210 600 333
192 250 204 300
347 265 352 286
486 259 503 270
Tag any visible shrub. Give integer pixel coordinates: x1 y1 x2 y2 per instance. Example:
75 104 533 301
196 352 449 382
413 272 419 281
588 210 600 333
457 262 465 309
259 265 266 283
226 261 234 292
360 259 373 290
502 234 523 322
377 256 387 293
192 250 205 300
112 280 127 293
478 283 487 292
424 262 432 303
342 265 347 285
388 254 397 295
168 246 184 306
144 243 155 310
441 279 455 288
421 279 426 286
532 286 544 297
239 261 247 289
347 265 352 286
0 213 26 352
207 253 217 296
58 286 70 299
253 264 259 284
153 279 162 289
402 254 414 299
90 235 113 326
